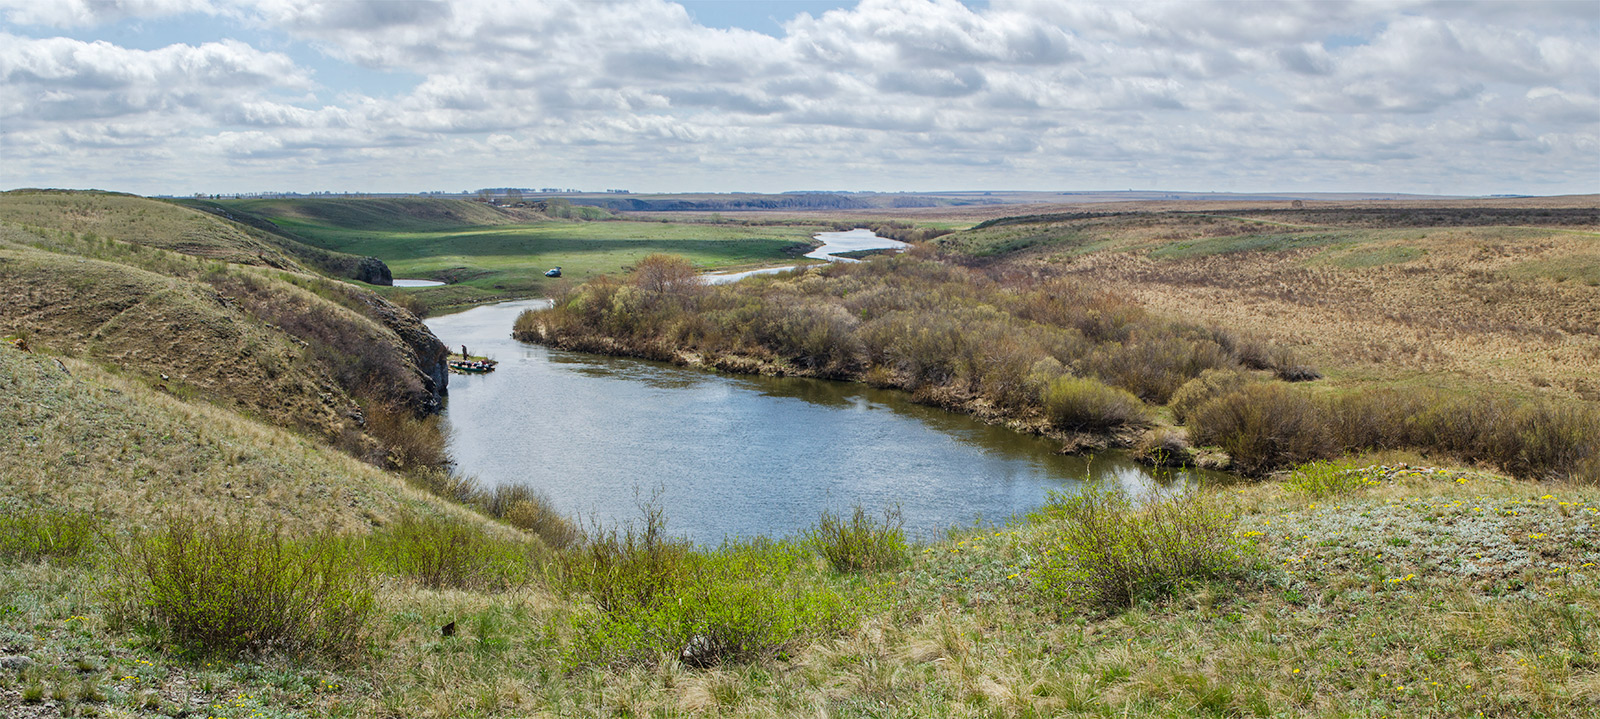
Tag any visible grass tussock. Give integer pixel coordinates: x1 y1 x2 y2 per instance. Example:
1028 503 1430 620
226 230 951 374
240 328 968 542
365 513 546 591
108 516 375 659
1029 487 1256 614
807 505 909 572
555 506 861 668
405 470 582 549
0 507 99 564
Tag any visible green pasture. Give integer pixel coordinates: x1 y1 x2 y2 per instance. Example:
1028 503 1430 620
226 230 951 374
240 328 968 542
221 201 826 308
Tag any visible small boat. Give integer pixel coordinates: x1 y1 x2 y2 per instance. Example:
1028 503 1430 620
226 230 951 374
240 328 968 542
544 267 562 277
448 358 498 374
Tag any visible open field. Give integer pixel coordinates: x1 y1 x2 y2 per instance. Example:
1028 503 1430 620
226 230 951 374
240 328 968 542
213 198 827 310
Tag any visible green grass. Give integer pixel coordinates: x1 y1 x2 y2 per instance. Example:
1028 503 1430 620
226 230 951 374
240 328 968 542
3 469 1594 717
219 199 826 308
1504 253 1600 285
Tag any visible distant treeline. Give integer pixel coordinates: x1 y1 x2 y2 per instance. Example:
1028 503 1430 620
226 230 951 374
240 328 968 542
576 193 875 212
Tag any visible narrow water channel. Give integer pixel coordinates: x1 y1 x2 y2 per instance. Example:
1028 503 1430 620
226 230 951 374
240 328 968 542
426 299 1230 544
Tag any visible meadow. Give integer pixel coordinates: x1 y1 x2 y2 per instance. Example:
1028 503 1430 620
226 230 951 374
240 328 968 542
212 198 829 311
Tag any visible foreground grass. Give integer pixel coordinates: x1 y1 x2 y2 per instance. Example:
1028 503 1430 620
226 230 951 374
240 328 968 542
217 199 828 309
4 466 1594 717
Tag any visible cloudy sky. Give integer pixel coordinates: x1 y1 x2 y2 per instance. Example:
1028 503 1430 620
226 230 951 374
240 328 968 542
2 0 1596 196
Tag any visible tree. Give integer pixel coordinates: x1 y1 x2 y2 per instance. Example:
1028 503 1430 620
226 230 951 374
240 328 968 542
630 254 699 295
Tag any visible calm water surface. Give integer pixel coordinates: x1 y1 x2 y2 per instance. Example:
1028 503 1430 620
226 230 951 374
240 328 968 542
428 299 1227 543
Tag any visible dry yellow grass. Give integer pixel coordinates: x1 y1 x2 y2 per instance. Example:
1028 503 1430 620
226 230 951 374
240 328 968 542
0 344 482 533
940 209 1600 404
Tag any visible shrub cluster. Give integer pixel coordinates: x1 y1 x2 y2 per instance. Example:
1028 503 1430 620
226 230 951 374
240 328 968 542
0 507 98 563
1041 375 1154 432
807 505 909 572
516 254 1306 435
109 517 374 659
1189 384 1335 476
1030 488 1256 613
1190 385 1600 480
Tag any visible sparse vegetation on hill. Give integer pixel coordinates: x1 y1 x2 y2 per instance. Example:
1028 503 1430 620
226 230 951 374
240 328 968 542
935 206 1600 404
0 190 392 284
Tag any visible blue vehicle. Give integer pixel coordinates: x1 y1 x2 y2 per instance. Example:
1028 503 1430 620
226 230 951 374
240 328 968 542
544 267 562 278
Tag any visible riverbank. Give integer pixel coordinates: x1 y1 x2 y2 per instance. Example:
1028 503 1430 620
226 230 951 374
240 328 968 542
424 297 1226 544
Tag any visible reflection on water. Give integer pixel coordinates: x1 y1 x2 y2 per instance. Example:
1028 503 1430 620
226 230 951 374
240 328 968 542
427 299 1228 544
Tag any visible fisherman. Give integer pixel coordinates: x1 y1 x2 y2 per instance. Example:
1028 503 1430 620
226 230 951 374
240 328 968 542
462 345 469 360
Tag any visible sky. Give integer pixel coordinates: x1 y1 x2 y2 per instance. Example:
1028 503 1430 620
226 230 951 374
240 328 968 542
1 0 1597 196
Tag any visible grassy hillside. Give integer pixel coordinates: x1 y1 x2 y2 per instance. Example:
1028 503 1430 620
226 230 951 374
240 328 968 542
935 207 1600 405
0 192 450 470
0 190 392 284
0 346 477 532
215 198 826 310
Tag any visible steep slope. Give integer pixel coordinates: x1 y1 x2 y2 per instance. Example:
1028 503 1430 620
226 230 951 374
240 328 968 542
0 193 450 468
0 344 486 532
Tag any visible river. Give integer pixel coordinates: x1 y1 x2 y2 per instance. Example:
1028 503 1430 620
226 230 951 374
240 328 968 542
425 299 1229 544
703 228 910 284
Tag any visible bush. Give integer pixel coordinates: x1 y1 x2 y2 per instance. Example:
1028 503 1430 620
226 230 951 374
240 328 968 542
1168 368 1251 425
407 468 482 505
558 503 692 615
503 498 582 550
0 508 98 563
364 403 449 471
1041 375 1154 432
365 513 545 591
556 507 859 667
1503 400 1600 481
1030 487 1254 613
1189 384 1335 476
110 516 373 658
807 505 909 572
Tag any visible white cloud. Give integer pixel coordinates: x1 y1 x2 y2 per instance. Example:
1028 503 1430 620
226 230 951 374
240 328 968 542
1 0 1596 194
0 0 212 28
